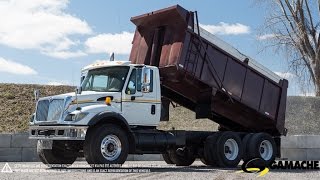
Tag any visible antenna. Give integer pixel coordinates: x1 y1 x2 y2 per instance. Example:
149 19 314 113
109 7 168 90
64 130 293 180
110 53 114 61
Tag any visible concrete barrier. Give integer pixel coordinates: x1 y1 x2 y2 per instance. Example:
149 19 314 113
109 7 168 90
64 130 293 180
281 135 320 160
0 133 37 162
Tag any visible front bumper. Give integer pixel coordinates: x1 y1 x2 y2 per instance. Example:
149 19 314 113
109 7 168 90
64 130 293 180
29 126 88 140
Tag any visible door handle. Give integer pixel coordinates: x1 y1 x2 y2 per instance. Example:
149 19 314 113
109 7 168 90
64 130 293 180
151 105 155 115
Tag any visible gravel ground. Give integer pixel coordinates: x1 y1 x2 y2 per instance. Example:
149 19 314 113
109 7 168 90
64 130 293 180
1 161 320 180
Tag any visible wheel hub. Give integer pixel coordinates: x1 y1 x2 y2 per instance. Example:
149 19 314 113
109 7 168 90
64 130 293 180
100 135 122 161
225 146 231 154
224 139 239 161
260 146 265 154
107 143 115 152
259 140 273 161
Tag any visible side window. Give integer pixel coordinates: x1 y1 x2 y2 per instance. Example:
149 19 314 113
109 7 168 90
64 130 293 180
125 68 154 94
126 69 137 95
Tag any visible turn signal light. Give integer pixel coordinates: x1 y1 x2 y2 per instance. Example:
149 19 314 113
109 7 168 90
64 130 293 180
105 97 111 105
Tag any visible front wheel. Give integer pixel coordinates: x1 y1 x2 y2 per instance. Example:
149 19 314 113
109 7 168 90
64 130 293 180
83 124 129 166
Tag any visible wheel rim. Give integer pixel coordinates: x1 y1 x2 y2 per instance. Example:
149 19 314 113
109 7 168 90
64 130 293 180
100 135 122 161
259 140 273 160
224 139 239 161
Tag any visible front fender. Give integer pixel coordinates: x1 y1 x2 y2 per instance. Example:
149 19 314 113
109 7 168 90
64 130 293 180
88 111 129 128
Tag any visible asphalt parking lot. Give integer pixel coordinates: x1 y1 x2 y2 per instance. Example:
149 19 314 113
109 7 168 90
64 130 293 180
1 161 320 180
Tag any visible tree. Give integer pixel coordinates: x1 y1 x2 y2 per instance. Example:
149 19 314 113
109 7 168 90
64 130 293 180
260 0 320 96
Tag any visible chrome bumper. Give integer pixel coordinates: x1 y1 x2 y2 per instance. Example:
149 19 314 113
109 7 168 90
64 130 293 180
29 126 88 140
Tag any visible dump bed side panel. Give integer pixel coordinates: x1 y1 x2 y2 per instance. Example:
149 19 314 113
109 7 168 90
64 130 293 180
130 5 288 135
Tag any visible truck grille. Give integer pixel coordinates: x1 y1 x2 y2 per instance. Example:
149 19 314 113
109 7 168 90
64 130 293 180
36 99 64 121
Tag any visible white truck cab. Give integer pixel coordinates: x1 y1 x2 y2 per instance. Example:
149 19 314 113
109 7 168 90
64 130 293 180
80 61 162 127
29 61 168 166
30 61 161 135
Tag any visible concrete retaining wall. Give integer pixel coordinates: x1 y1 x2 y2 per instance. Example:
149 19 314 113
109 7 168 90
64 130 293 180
1 133 320 162
281 135 320 160
0 133 37 162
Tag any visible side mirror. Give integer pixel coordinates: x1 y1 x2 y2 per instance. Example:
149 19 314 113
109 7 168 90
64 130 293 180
141 67 151 93
34 90 40 101
76 86 82 94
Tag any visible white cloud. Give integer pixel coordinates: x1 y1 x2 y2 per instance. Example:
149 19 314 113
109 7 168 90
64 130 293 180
274 71 296 79
85 32 134 55
0 0 92 58
257 34 277 40
43 50 87 59
200 22 250 35
0 57 37 75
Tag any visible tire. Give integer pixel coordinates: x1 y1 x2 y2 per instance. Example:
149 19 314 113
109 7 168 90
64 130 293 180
83 124 129 166
37 140 77 168
162 152 174 164
242 133 254 162
203 133 221 166
200 158 210 165
205 132 243 168
167 148 196 166
246 133 276 166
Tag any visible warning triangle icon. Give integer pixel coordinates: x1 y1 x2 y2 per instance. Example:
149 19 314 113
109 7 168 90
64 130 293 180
1 163 13 173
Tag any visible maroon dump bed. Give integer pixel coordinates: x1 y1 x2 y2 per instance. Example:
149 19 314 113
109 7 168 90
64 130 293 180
129 5 288 136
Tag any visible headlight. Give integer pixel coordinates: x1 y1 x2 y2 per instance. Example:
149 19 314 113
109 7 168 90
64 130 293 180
65 112 89 122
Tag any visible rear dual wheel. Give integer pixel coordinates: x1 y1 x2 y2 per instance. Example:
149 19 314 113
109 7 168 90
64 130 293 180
162 147 196 166
203 132 243 168
243 133 276 166
162 152 174 164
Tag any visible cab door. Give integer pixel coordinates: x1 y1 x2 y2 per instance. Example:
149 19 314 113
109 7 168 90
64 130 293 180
121 68 160 126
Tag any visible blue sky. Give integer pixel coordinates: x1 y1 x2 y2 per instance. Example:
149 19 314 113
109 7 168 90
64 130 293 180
0 0 305 95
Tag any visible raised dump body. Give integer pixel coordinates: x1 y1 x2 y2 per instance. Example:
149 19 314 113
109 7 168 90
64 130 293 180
130 5 288 136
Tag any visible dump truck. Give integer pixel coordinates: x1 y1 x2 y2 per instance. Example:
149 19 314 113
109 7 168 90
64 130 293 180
29 5 288 168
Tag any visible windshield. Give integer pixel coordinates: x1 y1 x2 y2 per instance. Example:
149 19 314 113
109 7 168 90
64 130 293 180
81 66 129 92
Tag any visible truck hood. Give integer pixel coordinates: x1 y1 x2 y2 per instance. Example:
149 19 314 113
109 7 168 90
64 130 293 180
39 91 121 105
33 91 122 125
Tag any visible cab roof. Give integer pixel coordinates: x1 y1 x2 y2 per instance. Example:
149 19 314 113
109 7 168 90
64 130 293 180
82 61 144 71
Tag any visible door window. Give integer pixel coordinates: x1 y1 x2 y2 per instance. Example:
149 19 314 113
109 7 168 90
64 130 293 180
126 68 153 94
126 69 137 95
